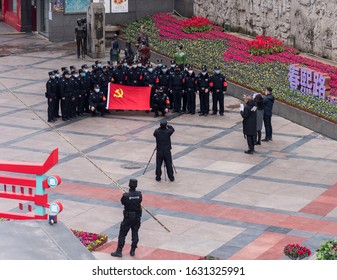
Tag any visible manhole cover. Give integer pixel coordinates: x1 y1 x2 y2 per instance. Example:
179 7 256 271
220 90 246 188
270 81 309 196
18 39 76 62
121 163 144 169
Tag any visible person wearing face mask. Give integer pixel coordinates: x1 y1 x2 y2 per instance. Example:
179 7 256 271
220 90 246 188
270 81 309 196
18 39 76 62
184 66 197 115
196 65 210 116
156 65 171 108
144 63 158 109
169 60 176 76
46 71 58 123
81 64 91 113
89 84 107 117
70 70 80 118
98 66 110 98
60 70 72 121
127 61 143 86
154 59 163 75
169 66 185 113
112 60 128 85
209 66 227 116
53 70 62 118
95 60 103 76
77 69 87 116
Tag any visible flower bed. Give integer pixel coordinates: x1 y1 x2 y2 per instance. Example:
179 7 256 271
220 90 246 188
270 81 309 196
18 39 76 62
123 13 337 122
71 229 108 252
284 243 311 260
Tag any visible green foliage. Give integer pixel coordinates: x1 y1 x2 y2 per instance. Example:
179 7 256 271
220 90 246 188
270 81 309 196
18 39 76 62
122 16 337 123
316 240 337 260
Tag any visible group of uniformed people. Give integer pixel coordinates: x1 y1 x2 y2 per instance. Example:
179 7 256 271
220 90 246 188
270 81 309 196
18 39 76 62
45 58 228 122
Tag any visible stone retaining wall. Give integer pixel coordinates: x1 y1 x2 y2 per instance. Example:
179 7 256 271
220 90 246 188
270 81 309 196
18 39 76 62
193 0 337 61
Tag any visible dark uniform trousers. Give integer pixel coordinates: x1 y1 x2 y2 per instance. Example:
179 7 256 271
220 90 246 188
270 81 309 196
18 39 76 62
212 90 224 114
156 149 174 180
47 97 56 121
117 215 141 250
172 89 182 113
199 89 209 114
186 88 196 113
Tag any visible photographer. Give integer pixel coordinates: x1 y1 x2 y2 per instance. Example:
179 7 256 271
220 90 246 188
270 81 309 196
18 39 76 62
153 120 175 182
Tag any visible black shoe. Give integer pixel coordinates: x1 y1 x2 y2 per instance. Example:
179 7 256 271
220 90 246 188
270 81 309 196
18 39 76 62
169 177 175 182
62 118 66 121
56 115 61 118
111 250 122 258
211 112 217 115
155 177 161 181
204 113 208 116
256 141 261 145
220 113 224 116
191 112 195 115
261 138 269 142
154 114 159 118
268 138 273 141
244 150 254 154
130 247 136 257
199 113 204 116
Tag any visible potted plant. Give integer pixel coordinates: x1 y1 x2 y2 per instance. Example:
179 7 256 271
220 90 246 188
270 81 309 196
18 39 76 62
284 243 311 260
316 240 337 260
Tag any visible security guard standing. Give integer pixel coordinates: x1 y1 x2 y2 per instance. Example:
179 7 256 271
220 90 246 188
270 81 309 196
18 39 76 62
209 66 227 116
111 179 142 258
46 71 58 122
196 65 210 116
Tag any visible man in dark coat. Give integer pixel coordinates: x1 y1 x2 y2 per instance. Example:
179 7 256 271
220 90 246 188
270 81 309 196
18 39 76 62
240 95 257 154
196 65 210 116
262 87 275 142
153 120 175 182
151 86 170 117
209 66 227 116
46 71 58 122
89 84 106 117
111 179 142 258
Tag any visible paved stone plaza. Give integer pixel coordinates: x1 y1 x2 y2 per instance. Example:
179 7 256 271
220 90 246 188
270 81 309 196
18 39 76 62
1 26 337 260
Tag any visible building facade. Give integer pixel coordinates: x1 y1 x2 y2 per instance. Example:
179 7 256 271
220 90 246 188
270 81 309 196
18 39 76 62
1 0 174 41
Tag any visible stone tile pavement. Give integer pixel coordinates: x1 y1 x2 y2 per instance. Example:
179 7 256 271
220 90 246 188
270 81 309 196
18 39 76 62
1 31 337 260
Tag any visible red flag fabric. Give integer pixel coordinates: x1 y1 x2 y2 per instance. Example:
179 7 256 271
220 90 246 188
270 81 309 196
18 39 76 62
107 83 151 110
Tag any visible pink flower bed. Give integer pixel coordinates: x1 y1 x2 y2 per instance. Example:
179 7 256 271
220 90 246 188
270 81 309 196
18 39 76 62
152 13 337 96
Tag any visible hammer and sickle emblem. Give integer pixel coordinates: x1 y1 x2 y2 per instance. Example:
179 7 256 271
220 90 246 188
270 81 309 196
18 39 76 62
114 88 124 98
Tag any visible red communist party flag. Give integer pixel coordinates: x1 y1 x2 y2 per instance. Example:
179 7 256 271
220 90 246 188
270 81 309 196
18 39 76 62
107 83 151 110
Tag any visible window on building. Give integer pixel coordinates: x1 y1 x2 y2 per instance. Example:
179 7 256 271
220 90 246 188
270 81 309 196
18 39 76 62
8 0 17 13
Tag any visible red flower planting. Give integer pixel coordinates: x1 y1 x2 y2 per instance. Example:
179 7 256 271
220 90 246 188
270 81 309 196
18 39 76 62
182 16 212 33
248 35 285 56
284 243 311 260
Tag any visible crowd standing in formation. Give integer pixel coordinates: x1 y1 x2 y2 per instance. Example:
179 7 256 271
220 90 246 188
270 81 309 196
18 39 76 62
45 55 229 122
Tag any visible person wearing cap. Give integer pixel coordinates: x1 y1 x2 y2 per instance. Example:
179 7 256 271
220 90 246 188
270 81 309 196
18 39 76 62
111 179 143 258
153 120 175 182
184 66 197 114
60 70 72 121
77 69 87 116
240 94 257 154
112 60 128 85
46 71 58 122
174 44 186 71
196 65 210 116
169 65 185 113
262 87 275 141
127 61 143 86
98 65 110 98
90 64 99 88
89 84 107 117
169 60 176 75
156 65 171 108
154 59 163 75
209 66 227 116
53 70 62 118
144 63 158 108
74 18 85 59
151 86 170 117
70 70 80 118
81 64 91 113
110 34 120 65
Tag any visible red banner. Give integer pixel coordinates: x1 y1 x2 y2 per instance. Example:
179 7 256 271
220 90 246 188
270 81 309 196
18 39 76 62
107 83 151 110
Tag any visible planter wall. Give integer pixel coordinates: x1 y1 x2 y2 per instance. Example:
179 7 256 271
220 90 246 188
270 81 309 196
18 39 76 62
227 82 337 141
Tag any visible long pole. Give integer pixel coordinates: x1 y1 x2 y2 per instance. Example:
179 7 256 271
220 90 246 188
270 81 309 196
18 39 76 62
143 148 156 175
